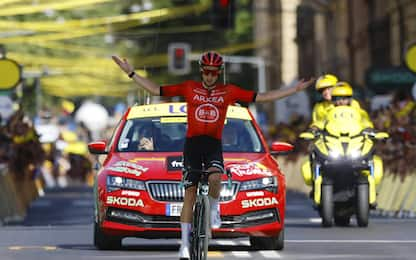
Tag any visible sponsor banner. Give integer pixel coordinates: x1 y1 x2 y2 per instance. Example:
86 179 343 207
127 103 251 120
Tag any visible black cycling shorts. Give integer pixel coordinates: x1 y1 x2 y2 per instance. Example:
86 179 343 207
182 135 224 189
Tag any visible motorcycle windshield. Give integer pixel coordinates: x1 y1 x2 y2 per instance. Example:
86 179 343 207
325 106 363 137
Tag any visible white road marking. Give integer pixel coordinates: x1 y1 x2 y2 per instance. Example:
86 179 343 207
231 251 250 257
286 217 416 225
259 250 282 258
8 246 57 251
287 239 416 243
214 240 237 246
89 255 179 259
308 217 321 223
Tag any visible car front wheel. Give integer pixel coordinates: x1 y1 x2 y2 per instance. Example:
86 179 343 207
94 221 122 250
250 229 284 250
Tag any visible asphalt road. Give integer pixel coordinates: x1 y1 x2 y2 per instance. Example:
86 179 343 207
1 187 415 260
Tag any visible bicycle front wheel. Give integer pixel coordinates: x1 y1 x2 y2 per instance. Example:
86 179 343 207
190 195 210 260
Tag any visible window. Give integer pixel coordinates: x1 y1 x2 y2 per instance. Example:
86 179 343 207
117 117 264 153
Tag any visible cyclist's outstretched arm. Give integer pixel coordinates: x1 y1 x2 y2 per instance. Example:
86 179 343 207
255 78 315 102
112 55 160 96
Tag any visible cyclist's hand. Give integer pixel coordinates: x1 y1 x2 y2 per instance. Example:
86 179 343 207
112 55 134 75
295 77 315 92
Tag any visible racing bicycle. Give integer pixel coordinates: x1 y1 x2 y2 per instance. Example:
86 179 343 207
182 167 232 260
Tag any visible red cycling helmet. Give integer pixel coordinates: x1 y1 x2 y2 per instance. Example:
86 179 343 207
198 51 224 69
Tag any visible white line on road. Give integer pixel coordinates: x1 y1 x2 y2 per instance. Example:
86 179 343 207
287 239 416 243
88 255 177 259
215 240 237 246
259 250 282 258
286 217 416 224
231 251 250 257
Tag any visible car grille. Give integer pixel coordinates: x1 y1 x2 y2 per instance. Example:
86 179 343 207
147 181 239 202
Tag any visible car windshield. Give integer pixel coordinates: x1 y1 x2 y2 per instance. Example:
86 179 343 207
117 117 264 153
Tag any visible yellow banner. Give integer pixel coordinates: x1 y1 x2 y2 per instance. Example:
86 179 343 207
128 103 252 120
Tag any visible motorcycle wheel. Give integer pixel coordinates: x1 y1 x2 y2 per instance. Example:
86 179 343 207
356 184 369 227
321 184 333 227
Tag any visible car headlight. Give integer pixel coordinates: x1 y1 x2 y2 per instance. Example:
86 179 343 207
107 176 146 192
240 177 278 193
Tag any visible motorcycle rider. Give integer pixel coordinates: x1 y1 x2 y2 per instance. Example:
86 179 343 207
302 81 384 209
310 75 367 130
329 81 373 129
309 74 338 130
304 78 373 190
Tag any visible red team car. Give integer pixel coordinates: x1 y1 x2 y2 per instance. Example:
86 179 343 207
88 102 293 250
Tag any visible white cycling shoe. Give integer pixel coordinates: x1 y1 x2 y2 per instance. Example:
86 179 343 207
178 244 190 260
210 207 222 229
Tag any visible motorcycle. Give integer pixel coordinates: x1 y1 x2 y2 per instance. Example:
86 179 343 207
300 105 388 227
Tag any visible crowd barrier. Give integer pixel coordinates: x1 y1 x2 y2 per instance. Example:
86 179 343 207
0 167 40 225
277 155 416 218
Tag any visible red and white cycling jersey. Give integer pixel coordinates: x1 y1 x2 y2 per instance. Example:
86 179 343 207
161 80 256 139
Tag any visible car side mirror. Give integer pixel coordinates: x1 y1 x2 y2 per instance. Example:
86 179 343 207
88 140 108 154
270 141 294 155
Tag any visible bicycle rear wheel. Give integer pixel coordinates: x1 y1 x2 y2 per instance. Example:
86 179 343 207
190 195 210 260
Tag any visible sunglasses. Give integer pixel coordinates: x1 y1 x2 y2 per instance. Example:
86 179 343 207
201 69 221 76
332 96 351 101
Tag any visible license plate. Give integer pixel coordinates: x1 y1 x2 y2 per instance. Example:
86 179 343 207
166 203 183 216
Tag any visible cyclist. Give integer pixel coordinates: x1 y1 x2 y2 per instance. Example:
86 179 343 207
112 51 314 259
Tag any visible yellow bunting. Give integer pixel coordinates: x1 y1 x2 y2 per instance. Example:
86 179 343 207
0 0 116 17
0 2 210 33
0 0 23 7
